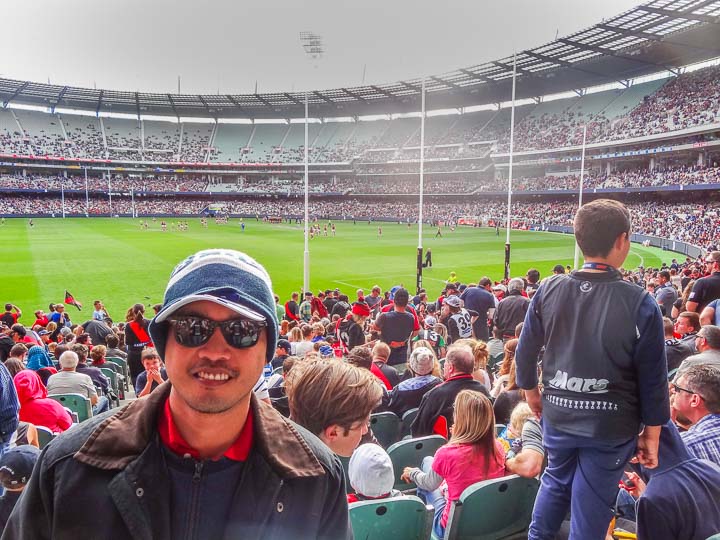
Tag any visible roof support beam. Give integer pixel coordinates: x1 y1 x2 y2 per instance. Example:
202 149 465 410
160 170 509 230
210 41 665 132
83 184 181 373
430 76 461 90
2 81 29 108
525 49 628 86
284 93 305 106
50 86 69 113
342 88 367 102
640 5 720 24
225 95 251 118
313 91 335 105
167 94 180 119
135 92 141 119
95 89 104 115
459 69 494 84
558 38 677 73
370 85 397 99
254 94 276 111
197 95 216 119
596 22 720 56
492 61 531 77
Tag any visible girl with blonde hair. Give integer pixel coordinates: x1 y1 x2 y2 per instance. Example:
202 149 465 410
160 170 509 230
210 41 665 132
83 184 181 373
402 389 506 538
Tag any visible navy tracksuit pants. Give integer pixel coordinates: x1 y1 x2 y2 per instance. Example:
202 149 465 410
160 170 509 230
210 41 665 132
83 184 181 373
529 423 636 540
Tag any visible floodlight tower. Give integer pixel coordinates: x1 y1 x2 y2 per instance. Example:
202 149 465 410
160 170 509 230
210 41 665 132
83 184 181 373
299 32 324 293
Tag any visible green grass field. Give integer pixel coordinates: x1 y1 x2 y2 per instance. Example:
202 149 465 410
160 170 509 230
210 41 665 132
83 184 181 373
3 217 674 319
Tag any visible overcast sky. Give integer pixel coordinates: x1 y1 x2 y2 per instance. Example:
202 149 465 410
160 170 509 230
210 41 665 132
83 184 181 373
3 0 641 95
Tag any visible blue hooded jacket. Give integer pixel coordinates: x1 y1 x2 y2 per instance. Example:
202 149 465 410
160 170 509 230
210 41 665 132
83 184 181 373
636 421 720 540
25 346 53 371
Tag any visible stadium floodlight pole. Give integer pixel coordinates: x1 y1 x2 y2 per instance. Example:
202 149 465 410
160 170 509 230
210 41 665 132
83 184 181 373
108 177 112 214
61 179 65 219
299 31 324 293
131 187 136 219
303 91 310 293
504 53 518 281
416 77 426 295
84 167 89 214
573 123 588 269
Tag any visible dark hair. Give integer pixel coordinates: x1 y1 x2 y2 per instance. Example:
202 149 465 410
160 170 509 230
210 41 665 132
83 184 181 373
4 304 11 312
3 358 24 377
678 311 701 332
71 343 88 363
526 269 540 284
9 344 28 358
574 199 631 258
394 288 409 307
659 270 671 281
11 325 26 338
346 346 373 370
105 333 119 348
76 333 91 345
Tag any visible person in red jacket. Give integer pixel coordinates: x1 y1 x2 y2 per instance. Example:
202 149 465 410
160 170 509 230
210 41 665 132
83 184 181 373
14 370 73 434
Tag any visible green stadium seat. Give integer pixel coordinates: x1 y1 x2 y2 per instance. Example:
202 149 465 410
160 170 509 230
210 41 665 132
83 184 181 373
436 474 540 540
48 393 93 423
489 352 504 374
400 408 419 439
100 367 122 406
387 435 446 491
349 495 432 540
35 425 54 449
371 412 401 449
106 357 130 392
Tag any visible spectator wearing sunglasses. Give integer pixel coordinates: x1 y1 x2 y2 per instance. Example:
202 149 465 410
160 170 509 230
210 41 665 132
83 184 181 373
672 365 720 465
6 249 352 539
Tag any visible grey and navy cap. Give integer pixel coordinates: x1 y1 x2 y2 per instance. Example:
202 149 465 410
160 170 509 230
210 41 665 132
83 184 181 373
149 249 279 363
0 445 40 489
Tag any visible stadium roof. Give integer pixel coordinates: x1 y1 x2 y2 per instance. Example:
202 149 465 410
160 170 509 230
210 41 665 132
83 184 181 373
1 0 719 120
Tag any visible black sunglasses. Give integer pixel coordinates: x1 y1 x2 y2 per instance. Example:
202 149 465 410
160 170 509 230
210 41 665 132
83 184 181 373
167 316 266 349
672 382 703 400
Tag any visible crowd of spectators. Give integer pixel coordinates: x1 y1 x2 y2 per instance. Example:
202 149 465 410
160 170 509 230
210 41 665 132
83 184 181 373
0 174 207 193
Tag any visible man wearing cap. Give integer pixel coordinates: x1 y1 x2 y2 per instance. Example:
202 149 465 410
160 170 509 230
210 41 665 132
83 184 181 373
686 251 720 313
6 249 351 539
374 288 417 366
440 295 476 345
459 278 495 341
271 339 292 370
0 445 40 531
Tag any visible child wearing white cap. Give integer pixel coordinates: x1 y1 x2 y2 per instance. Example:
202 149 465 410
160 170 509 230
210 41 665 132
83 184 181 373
347 444 401 504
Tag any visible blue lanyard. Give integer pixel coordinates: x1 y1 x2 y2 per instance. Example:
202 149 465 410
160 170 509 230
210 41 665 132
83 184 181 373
582 262 617 272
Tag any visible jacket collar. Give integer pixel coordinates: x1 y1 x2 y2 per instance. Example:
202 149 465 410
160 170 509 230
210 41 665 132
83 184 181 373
74 382 324 479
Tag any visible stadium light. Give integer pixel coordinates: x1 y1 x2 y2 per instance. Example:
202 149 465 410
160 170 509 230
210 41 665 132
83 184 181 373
416 78 426 295
504 54 518 281
299 32 325 293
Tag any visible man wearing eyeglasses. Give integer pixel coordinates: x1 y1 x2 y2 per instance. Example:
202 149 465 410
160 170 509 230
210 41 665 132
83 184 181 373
5 249 351 540
686 251 720 313
672 365 720 466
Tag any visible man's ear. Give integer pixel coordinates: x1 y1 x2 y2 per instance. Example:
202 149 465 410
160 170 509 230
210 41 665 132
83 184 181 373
321 424 340 444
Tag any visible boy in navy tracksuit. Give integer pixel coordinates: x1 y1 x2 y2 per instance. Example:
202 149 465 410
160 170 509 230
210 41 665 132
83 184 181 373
516 199 670 540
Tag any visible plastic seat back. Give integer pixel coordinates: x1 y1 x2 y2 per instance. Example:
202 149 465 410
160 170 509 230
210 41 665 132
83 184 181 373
48 393 93 422
35 425 54 449
400 408 419 438
442 475 540 540
387 435 446 491
350 495 432 540
370 412 401 449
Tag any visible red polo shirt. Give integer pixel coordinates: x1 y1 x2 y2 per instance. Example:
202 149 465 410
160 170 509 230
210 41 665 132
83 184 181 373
158 398 254 461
